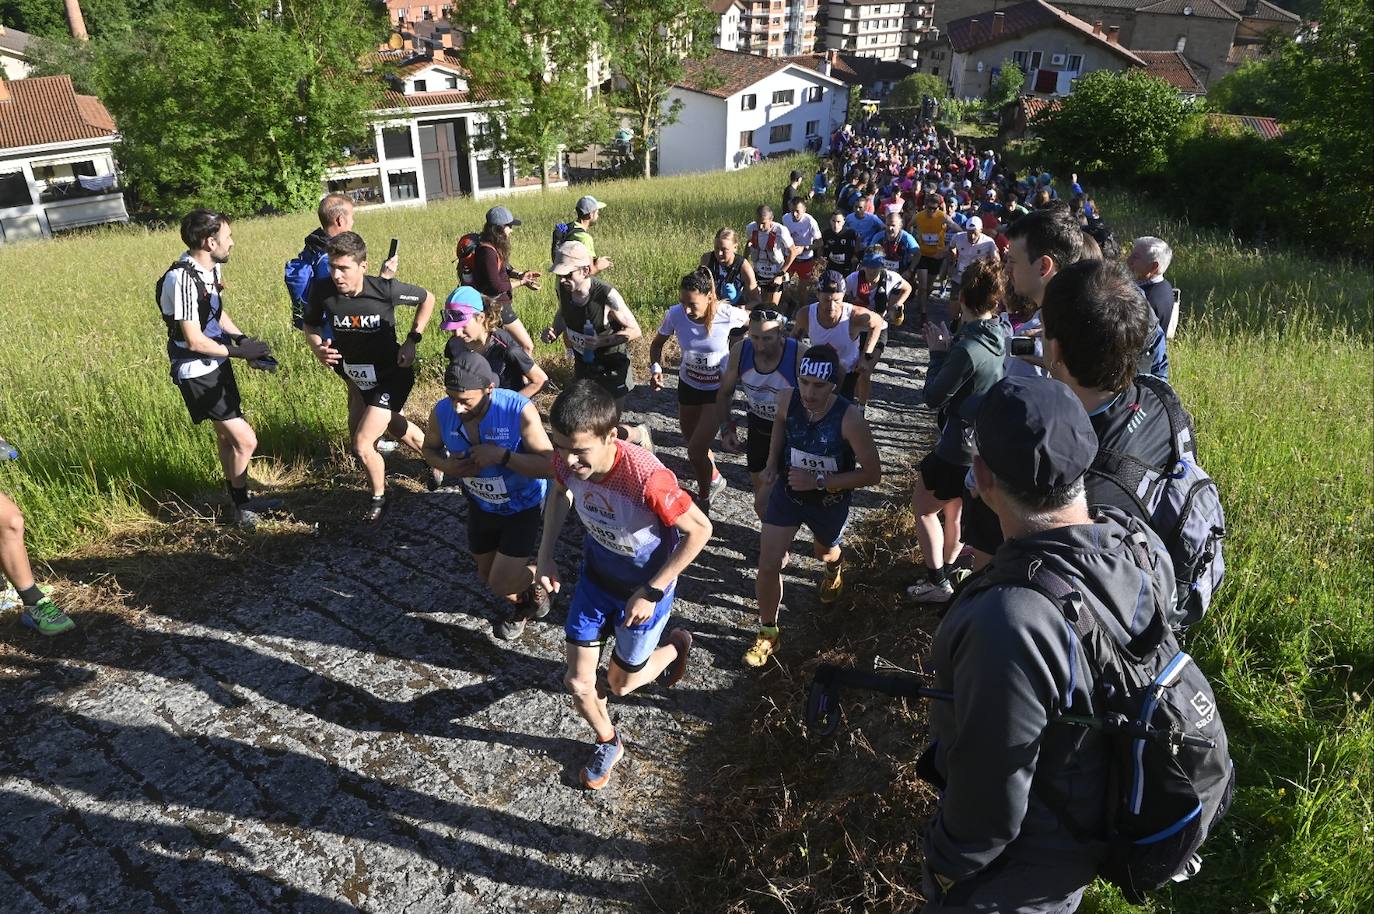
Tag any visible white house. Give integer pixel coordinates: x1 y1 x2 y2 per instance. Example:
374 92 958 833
1 22 33 79
0 74 128 244
660 49 847 176
712 0 745 51
323 53 568 208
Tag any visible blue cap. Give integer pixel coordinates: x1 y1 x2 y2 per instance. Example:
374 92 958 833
861 251 886 269
441 286 485 329
973 376 1098 497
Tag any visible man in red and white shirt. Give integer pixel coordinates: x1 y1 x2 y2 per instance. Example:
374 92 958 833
745 204 796 310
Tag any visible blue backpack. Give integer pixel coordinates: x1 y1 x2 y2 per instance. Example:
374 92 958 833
284 243 328 330
1088 375 1226 629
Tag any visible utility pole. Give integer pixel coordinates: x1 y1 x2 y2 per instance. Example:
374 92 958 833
64 0 90 42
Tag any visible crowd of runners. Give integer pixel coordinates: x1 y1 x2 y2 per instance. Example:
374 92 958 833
2 115 1230 911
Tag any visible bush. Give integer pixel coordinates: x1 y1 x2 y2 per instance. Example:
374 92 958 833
987 58 1024 109
1163 115 1298 243
886 73 948 111
1036 69 1187 178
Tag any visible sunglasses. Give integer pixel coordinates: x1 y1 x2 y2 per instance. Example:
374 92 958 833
750 308 785 323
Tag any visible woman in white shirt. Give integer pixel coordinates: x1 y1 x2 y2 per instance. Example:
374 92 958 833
650 267 749 509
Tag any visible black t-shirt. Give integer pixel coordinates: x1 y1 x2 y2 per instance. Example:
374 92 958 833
782 183 802 214
445 329 535 392
821 226 861 273
305 275 426 380
1140 279 1175 329
1086 381 1176 519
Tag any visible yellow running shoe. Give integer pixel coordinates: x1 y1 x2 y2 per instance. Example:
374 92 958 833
743 627 780 667
819 560 845 603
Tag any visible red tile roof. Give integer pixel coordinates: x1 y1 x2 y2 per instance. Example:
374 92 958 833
1207 112 1284 140
0 75 118 151
947 0 1144 66
1136 50 1207 93
1137 0 1239 20
1226 43 1267 65
708 0 743 13
379 86 501 110
1022 96 1063 122
677 49 813 99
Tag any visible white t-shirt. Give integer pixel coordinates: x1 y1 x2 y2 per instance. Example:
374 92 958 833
951 232 998 281
782 213 820 261
158 253 226 381
744 221 795 279
658 304 749 390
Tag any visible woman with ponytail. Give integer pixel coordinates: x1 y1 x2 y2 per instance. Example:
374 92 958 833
649 267 749 511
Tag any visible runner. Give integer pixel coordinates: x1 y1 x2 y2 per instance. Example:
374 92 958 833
441 286 548 399
1 463 74 635
744 345 881 667
844 196 885 246
536 381 711 789
302 231 436 523
466 206 539 355
648 268 749 509
745 205 796 310
843 252 911 406
913 193 960 323
819 208 861 278
874 211 920 300
946 215 999 305
420 350 554 640
714 308 801 518
699 228 758 309
568 195 613 275
157 209 278 528
548 241 653 449
791 269 888 404
782 197 822 315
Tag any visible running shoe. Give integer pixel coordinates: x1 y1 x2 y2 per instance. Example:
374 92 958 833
743 625 780 668
635 423 655 455
376 438 400 454
905 579 954 604
426 470 444 492
1 582 52 614
948 567 973 588
891 304 906 327
19 596 75 637
819 560 845 604
581 732 625 790
364 496 387 526
660 629 693 688
528 583 552 620
232 507 263 529
493 602 527 641
704 470 728 505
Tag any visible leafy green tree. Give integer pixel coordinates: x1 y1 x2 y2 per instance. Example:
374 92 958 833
886 72 947 112
1035 69 1186 177
987 57 1024 109
456 0 609 189
90 0 384 217
603 0 716 178
1207 57 1290 116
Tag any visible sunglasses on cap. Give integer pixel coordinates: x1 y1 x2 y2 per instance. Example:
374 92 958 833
750 308 785 323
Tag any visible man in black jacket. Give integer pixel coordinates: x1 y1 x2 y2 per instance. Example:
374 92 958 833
920 376 1176 912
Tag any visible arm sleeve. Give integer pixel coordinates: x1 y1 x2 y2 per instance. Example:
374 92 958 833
643 468 694 527
474 246 503 297
922 345 975 409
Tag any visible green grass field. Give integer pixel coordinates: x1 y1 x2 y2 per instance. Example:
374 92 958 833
1 160 1370 912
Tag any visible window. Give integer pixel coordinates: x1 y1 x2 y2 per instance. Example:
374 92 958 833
445 75 459 89
387 170 420 201
805 119 820 137
1012 50 1028 69
1176 35 1188 52
381 127 414 160
932 66 939 77
0 171 31 208
1067 54 1083 72
476 158 505 190
772 89 795 105
805 85 823 103
768 123 792 143
413 78 428 92
1030 50 1043 70
740 129 755 148
741 93 757 110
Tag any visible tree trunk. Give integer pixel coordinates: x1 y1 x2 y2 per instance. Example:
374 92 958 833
640 112 652 180
540 156 549 190
64 0 89 41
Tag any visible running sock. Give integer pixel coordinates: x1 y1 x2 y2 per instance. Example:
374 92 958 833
596 730 619 745
18 584 45 606
228 484 250 507
928 565 949 586
760 623 780 636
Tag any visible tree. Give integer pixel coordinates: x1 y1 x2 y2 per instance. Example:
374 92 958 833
1035 69 1187 178
603 0 716 179
456 0 609 189
987 57 1024 109
90 0 384 217
885 72 947 112
1207 58 1290 117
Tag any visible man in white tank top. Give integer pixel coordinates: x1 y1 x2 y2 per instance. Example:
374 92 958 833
789 270 887 405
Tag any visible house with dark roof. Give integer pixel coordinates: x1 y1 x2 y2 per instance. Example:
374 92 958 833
323 48 567 208
785 48 916 99
0 74 127 243
659 49 847 176
942 0 1145 98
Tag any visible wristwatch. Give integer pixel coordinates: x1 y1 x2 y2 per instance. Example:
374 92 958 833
406 330 423 344
814 472 827 490
642 584 666 602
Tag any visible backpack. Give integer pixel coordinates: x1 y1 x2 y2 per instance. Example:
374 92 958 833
966 524 1235 904
284 243 327 329
155 261 215 342
455 231 485 285
1087 375 1226 629
551 223 591 262
709 254 746 303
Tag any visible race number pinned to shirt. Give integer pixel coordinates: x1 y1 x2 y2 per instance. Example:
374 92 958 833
343 362 378 390
754 260 779 280
790 448 838 473
683 349 725 385
745 387 780 419
580 512 655 557
462 474 510 506
565 328 595 354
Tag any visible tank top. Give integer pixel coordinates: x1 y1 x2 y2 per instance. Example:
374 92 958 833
806 301 860 371
783 388 856 505
434 389 547 515
739 337 800 422
708 253 747 306
558 279 626 362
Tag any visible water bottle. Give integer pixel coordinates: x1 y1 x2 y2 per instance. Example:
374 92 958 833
580 320 596 364
0 439 17 462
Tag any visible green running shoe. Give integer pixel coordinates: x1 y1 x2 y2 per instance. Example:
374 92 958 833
19 596 75 637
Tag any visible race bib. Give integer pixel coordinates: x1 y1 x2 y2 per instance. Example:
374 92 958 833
755 260 779 280
462 474 510 506
745 388 779 419
683 349 724 384
921 232 941 246
565 329 595 353
882 258 900 271
343 362 378 390
582 515 654 557
790 448 838 473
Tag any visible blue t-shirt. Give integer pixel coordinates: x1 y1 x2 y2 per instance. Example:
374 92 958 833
435 388 547 515
845 211 886 245
876 230 920 272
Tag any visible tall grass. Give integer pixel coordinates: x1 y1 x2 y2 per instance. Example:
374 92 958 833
0 159 803 554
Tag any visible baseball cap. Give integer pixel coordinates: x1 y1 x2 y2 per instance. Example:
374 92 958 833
967 216 983 232
550 240 594 275
973 376 1098 497
817 269 846 293
861 251 886 269
962 179 973 189
440 286 485 330
485 205 521 227
575 195 605 216
798 345 842 385
444 348 499 391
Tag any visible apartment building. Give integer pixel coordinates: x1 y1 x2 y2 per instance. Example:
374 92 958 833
819 1 936 65
739 0 819 57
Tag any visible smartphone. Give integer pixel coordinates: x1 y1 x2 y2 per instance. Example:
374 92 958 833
388 238 399 260
1010 336 1037 356
249 356 279 372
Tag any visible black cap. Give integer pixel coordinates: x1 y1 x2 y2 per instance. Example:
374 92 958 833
444 349 498 391
817 269 846 293
798 344 842 385
974 376 1098 496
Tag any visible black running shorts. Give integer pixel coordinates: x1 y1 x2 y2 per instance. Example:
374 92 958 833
336 365 416 413
919 451 969 503
677 381 719 407
746 415 773 474
917 255 944 275
176 363 243 425
467 502 542 558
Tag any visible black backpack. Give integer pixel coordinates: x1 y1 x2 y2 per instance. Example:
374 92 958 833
155 261 216 344
966 524 1235 904
1088 375 1226 629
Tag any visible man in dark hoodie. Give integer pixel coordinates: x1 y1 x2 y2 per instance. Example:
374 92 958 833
920 375 1176 912
287 193 397 332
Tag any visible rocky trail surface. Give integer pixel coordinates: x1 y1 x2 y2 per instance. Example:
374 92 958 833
0 324 938 913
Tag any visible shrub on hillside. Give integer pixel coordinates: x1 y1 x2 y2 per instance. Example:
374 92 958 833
1036 69 1187 179
1163 116 1296 243
887 73 948 112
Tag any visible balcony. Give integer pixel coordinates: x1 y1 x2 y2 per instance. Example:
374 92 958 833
43 192 129 232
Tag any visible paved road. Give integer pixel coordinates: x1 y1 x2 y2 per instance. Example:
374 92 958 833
0 325 936 913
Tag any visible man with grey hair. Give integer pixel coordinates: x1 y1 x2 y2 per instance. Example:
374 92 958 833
1127 236 1175 330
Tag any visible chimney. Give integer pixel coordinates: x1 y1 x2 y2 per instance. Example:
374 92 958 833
63 0 89 41
440 29 454 48
1107 25 1121 44
970 17 981 41
993 11 1005 36
1093 19 1103 36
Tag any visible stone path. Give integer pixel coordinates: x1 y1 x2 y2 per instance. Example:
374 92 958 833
0 325 937 913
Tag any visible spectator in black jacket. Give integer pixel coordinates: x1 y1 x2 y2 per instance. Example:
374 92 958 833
921 375 1176 913
1127 235 1176 330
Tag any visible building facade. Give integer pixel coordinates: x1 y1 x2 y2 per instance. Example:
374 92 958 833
739 0 819 57
1 22 33 79
819 1 935 64
713 0 747 51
